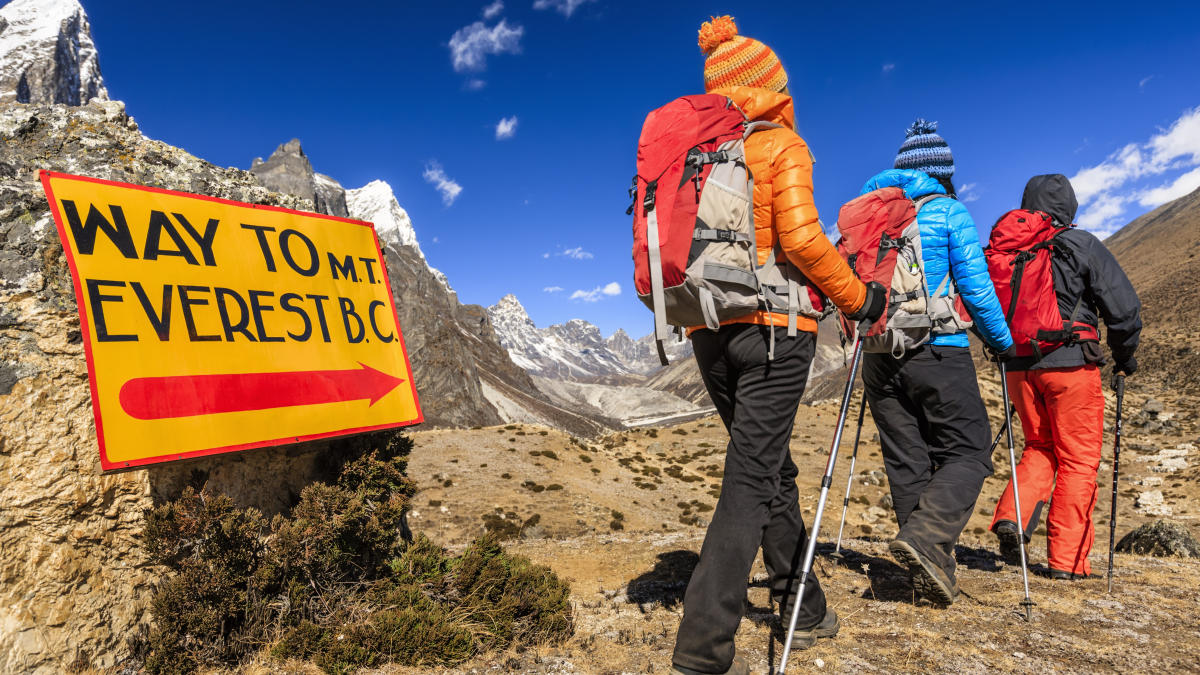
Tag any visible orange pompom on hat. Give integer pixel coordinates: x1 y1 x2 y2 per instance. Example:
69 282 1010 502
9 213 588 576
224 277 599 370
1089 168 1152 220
698 16 787 94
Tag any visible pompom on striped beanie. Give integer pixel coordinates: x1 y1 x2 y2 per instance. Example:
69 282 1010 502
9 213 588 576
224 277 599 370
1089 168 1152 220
894 119 955 178
699 16 788 94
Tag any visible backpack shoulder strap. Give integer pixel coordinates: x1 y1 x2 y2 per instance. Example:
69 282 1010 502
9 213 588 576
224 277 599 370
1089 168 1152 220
914 193 953 211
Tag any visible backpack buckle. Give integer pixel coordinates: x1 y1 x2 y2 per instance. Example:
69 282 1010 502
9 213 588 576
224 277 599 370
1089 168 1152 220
643 180 657 212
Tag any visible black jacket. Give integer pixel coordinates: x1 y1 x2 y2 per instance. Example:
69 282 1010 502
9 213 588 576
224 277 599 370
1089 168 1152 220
1007 174 1142 371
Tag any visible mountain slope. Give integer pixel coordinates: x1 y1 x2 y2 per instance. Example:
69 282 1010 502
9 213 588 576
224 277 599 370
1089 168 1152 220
1105 184 1200 390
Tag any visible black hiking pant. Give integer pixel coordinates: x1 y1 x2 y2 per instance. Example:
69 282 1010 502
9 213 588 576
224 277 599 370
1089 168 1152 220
672 324 825 673
861 345 994 584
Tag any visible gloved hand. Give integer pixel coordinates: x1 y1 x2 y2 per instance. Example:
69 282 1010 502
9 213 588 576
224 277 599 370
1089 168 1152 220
846 281 887 324
1113 356 1137 378
1113 355 1132 386
993 344 1018 362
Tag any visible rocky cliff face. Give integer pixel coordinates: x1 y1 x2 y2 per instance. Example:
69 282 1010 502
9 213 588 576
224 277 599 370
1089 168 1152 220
0 0 106 105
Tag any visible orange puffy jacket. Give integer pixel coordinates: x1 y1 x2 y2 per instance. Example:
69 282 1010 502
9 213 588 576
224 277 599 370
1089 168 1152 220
699 86 866 334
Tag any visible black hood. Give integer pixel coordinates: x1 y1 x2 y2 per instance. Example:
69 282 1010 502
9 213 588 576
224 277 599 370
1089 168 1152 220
1021 174 1078 225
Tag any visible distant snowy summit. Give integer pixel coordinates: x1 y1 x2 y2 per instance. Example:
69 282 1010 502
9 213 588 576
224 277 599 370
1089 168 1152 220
487 294 692 381
0 0 107 105
346 179 450 291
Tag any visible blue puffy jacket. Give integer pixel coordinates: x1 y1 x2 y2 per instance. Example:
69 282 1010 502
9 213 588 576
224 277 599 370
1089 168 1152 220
859 169 1013 350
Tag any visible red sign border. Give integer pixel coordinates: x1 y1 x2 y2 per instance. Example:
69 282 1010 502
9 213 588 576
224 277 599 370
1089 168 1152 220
39 170 424 472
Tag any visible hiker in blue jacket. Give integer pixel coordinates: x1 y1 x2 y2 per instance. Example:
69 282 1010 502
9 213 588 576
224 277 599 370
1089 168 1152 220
858 119 1014 605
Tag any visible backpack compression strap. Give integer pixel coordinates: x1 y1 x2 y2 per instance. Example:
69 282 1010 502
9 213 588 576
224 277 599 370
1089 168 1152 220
643 181 670 365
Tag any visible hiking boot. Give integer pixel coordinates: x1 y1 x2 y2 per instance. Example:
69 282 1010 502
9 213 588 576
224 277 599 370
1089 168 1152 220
784 607 840 650
993 520 1023 566
889 539 958 605
1049 568 1089 581
671 653 748 675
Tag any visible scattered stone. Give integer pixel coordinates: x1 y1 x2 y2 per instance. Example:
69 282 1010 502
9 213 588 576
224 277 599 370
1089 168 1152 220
1136 476 1163 487
863 506 890 524
1135 491 1172 516
1116 520 1200 558
1136 445 1192 473
862 470 886 486
1143 398 1164 414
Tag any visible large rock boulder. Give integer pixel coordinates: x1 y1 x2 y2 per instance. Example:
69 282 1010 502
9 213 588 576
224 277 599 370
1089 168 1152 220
1116 520 1200 558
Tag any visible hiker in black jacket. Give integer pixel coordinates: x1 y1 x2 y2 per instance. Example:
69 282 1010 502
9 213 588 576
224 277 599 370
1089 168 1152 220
990 174 1142 579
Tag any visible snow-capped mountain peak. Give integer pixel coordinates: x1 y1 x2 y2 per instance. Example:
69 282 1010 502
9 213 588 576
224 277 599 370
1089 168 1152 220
346 179 450 291
0 0 108 105
487 296 693 380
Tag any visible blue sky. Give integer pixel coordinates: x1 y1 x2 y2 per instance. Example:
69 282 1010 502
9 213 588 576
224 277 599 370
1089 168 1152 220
76 0 1200 338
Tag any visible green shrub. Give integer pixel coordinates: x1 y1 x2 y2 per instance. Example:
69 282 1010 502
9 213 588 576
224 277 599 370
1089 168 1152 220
140 431 572 674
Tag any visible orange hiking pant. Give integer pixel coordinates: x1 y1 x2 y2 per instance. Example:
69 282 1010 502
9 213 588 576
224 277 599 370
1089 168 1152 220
990 364 1104 576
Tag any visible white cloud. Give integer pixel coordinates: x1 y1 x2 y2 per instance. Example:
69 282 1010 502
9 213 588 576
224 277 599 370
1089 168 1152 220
464 78 487 91
958 182 980 203
1075 193 1131 238
1139 75 1155 90
533 0 594 17
543 286 563 293
422 161 463 206
482 0 504 19
882 63 895 74
1137 166 1200 209
570 282 620 302
495 115 518 140
544 245 593 260
1071 106 1200 236
449 19 523 72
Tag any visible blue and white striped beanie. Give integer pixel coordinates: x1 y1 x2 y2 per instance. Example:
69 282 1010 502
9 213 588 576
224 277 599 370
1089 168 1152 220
894 118 954 178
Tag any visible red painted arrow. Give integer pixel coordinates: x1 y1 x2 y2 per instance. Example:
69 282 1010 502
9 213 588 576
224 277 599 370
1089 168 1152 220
118 363 405 420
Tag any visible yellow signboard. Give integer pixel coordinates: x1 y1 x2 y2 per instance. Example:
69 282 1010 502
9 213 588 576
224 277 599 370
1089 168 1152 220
40 171 422 471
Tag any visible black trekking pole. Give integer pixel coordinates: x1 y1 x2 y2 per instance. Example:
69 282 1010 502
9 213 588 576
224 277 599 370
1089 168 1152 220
998 361 1035 621
776 334 864 674
1107 374 1126 594
834 391 868 555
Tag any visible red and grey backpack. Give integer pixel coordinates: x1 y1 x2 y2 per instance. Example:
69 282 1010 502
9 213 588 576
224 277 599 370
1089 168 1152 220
630 94 823 364
835 188 972 356
986 210 1099 359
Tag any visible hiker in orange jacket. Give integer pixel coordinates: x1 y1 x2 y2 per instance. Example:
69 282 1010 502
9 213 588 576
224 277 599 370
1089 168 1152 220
670 16 886 675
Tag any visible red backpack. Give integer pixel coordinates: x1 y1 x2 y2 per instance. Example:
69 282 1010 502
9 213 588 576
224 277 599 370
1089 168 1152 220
835 188 972 356
986 210 1099 358
630 94 822 364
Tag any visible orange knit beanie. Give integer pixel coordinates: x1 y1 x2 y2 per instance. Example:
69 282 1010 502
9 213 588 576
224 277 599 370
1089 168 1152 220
699 16 787 93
